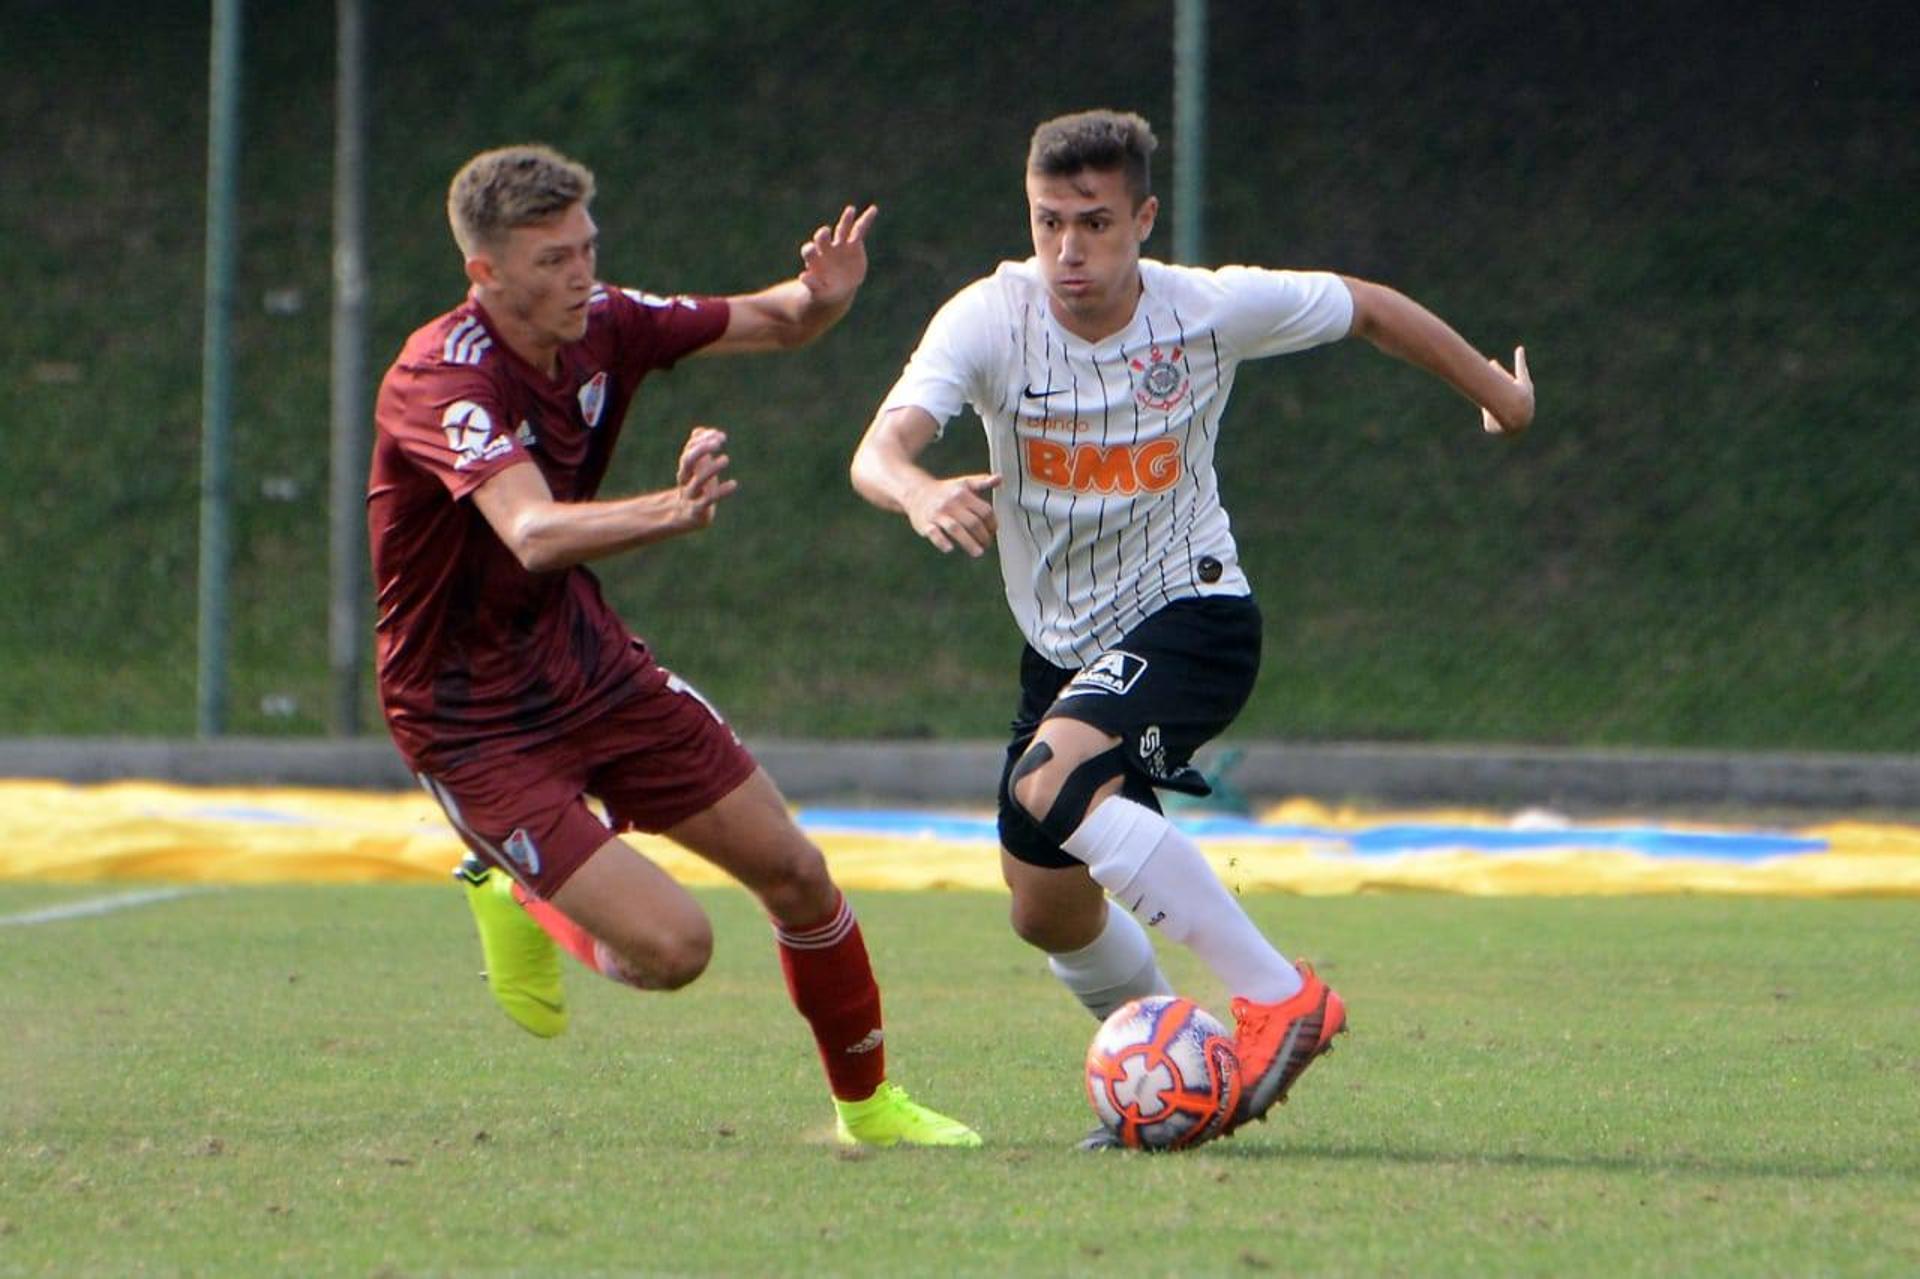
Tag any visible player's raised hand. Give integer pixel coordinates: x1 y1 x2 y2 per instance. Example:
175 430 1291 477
906 472 1002 557
1482 345 1534 436
675 426 738 530
797 204 879 305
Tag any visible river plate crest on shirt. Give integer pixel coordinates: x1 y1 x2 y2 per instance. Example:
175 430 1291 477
578 370 609 428
1131 344 1188 411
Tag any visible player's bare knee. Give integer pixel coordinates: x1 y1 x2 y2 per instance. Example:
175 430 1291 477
645 918 714 990
652 947 710 991
753 842 836 926
1007 885 1104 953
1008 894 1075 951
599 912 713 990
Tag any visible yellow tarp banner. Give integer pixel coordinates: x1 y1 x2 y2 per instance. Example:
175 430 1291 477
5 780 1918 897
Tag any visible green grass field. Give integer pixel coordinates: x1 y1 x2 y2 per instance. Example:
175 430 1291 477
4 884 1915 1276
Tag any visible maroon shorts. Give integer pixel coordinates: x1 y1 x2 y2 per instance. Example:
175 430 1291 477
417 666 759 898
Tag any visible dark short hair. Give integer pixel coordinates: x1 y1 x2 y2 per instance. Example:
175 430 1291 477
1026 110 1157 207
447 144 596 256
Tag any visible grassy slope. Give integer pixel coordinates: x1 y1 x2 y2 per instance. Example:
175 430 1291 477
2 0 1915 748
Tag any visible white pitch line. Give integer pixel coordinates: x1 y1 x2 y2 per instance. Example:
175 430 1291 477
0 886 213 928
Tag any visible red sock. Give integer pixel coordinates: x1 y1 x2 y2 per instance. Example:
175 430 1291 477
509 879 629 983
774 891 886 1102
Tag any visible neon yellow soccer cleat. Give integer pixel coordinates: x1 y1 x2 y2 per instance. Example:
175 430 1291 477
456 855 567 1038
833 1082 982 1148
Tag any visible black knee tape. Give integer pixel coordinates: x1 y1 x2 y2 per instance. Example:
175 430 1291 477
1012 742 1128 845
1008 740 1054 794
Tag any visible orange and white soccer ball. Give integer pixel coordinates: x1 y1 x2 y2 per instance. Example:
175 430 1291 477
1085 995 1242 1151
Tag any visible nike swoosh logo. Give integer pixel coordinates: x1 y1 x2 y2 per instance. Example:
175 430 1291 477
1023 385 1066 399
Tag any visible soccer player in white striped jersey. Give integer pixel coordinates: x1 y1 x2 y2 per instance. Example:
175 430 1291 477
851 109 1534 1143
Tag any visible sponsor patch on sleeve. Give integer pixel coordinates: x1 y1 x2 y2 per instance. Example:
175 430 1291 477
441 400 514 470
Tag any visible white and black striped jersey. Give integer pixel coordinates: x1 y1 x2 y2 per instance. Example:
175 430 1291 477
882 257 1354 667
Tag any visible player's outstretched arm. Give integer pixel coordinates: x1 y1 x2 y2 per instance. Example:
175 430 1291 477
1340 276 1534 436
472 427 738 572
699 205 880 356
851 405 1002 558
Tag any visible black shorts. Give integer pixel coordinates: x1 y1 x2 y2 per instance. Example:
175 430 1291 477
997 594 1263 869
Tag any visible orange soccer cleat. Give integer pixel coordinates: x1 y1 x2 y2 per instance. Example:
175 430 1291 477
1226 962 1347 1131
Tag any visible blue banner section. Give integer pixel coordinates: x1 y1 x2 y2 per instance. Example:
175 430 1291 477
794 808 1829 863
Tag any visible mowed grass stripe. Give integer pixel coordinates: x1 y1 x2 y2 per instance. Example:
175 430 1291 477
1 886 1914 1276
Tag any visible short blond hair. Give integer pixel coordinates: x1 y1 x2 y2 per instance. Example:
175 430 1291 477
447 144 596 256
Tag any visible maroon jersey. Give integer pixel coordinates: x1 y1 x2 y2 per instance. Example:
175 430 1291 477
368 284 730 768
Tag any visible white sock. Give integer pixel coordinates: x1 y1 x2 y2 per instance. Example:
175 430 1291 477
1065 797 1303 1003
1047 900 1172 1020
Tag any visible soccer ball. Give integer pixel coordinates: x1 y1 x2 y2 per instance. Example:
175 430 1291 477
1085 995 1242 1151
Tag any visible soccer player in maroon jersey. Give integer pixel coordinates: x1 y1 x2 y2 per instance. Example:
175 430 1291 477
368 144 977 1147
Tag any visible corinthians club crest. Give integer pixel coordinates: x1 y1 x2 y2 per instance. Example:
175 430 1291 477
1130 344 1188 412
